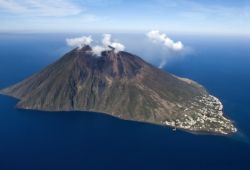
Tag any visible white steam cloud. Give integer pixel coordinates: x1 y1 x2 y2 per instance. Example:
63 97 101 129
146 30 185 68
92 45 105 56
110 42 126 53
102 34 112 48
147 30 183 51
66 35 93 49
66 34 125 56
102 34 125 53
92 34 125 56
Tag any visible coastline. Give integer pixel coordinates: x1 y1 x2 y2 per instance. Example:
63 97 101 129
0 92 237 136
164 94 237 135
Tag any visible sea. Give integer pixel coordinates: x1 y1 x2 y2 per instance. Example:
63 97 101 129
0 33 250 170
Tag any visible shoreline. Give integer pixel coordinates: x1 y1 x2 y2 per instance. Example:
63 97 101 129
164 94 237 135
0 93 237 136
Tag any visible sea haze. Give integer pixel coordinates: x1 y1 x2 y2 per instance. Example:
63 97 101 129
0 33 250 170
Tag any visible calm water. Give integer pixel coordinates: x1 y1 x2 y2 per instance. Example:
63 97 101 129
0 33 250 170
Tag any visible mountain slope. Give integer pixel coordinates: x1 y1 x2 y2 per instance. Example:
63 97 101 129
0 46 237 135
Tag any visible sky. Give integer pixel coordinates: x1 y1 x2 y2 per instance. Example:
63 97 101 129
0 0 250 35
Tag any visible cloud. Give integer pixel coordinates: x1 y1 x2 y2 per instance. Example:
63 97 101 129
102 34 112 48
0 0 82 17
92 34 125 56
146 30 186 68
92 45 105 56
147 30 183 51
66 35 93 49
79 14 98 22
65 34 125 56
110 42 125 53
101 34 125 53
0 0 26 13
156 0 250 19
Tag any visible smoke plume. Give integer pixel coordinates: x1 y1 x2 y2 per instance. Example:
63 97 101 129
92 45 105 56
92 34 125 56
146 30 185 68
66 35 93 49
147 30 183 51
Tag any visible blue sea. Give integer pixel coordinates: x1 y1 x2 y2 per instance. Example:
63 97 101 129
0 33 250 170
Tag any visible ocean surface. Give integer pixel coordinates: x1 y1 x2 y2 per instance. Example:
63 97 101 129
0 33 250 170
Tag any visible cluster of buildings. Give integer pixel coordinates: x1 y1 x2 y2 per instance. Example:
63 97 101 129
164 95 237 135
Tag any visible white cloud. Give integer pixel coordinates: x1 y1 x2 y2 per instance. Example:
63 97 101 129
147 30 183 51
0 0 26 13
156 0 250 18
146 30 186 68
79 14 98 22
0 0 82 17
66 35 93 49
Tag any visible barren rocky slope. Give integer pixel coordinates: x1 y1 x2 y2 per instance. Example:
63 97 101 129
0 46 237 134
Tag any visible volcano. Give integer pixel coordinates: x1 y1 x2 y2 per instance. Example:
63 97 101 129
0 45 237 135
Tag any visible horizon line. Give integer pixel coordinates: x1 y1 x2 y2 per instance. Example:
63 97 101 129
0 29 250 37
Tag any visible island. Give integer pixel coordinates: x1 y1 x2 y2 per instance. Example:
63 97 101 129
0 45 237 135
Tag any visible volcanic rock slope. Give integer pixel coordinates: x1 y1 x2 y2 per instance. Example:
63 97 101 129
0 46 237 134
